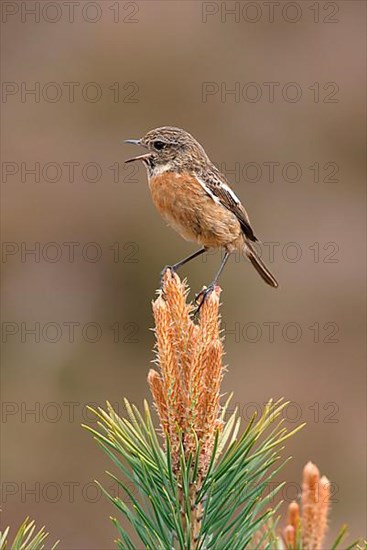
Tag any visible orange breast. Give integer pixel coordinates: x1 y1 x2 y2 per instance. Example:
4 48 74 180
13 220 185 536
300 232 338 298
149 171 241 248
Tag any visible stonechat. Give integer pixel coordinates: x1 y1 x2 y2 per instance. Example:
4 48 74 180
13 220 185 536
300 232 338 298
125 126 278 305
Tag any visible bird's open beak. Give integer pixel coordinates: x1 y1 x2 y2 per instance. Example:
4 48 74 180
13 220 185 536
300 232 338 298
124 139 141 146
124 139 152 163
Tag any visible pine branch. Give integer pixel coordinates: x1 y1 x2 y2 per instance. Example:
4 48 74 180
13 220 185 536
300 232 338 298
85 273 301 549
84 272 362 549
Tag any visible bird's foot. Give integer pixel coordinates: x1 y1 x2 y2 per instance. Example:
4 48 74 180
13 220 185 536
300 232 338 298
160 265 176 288
194 283 215 317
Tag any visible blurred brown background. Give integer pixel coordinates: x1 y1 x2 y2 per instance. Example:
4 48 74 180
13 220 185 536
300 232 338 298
1 1 366 548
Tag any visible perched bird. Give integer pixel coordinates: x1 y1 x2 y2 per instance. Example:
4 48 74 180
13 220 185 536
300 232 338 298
125 126 278 306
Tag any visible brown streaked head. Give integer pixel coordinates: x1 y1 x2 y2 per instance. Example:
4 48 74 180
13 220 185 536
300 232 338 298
124 126 209 172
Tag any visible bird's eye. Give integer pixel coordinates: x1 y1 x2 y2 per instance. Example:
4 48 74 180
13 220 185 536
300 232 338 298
153 140 165 151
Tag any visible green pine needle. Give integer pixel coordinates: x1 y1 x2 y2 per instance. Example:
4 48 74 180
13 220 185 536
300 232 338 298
85 398 303 549
0 517 59 550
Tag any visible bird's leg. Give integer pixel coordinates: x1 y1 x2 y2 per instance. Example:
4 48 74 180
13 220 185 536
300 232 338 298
195 251 230 315
160 247 207 286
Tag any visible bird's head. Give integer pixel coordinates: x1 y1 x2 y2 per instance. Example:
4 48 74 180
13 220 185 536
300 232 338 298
125 126 208 174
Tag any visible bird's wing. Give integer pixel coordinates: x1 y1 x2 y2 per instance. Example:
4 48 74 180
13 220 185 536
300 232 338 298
197 167 258 242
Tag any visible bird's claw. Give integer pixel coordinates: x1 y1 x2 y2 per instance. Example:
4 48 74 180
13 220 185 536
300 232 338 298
194 283 215 317
160 265 176 288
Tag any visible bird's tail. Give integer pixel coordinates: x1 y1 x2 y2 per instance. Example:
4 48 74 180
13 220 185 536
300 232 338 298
245 242 279 288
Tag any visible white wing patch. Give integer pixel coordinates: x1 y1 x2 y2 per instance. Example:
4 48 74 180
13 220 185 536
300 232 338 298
197 176 240 206
221 182 241 204
197 176 221 204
